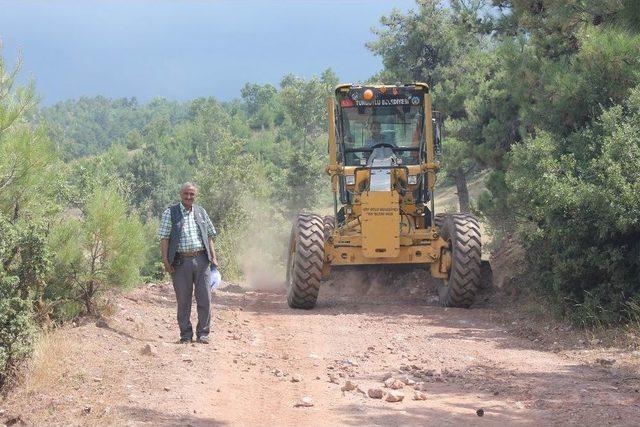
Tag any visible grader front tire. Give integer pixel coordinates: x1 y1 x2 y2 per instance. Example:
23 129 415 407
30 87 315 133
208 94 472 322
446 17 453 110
438 213 482 308
286 213 325 309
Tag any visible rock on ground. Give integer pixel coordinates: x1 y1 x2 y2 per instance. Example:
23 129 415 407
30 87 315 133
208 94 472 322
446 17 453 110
386 391 404 402
341 380 357 391
384 377 405 390
140 343 158 356
413 391 427 401
368 388 384 399
400 376 415 385
294 397 314 407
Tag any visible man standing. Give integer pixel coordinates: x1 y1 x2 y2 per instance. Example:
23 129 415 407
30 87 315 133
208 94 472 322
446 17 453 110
159 182 218 344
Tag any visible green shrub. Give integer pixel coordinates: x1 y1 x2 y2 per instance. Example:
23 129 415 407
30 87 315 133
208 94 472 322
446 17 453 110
140 218 164 281
506 86 640 325
48 185 146 314
0 275 36 388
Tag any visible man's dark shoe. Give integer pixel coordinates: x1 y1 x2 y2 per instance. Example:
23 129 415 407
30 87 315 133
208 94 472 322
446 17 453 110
179 337 192 344
196 335 209 344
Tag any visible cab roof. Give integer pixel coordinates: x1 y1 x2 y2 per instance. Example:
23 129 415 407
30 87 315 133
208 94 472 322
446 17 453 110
334 82 429 95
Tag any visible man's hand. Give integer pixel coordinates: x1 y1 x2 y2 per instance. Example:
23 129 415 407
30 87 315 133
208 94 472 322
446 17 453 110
209 238 218 268
163 260 175 273
160 239 174 273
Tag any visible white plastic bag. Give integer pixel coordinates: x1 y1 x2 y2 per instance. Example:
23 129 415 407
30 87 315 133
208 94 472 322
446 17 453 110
209 265 222 290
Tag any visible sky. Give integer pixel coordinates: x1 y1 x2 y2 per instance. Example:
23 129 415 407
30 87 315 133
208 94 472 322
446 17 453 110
0 0 417 105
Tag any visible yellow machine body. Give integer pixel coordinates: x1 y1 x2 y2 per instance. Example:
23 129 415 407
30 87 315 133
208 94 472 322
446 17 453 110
361 191 399 258
323 83 449 279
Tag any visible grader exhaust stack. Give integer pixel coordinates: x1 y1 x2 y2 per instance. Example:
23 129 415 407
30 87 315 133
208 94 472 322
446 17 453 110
286 83 482 309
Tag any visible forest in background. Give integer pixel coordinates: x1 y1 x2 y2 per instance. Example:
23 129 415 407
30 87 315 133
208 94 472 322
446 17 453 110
1 0 639 386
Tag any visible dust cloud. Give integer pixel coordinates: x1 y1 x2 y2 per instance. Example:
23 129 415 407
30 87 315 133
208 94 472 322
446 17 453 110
238 204 289 293
242 252 286 294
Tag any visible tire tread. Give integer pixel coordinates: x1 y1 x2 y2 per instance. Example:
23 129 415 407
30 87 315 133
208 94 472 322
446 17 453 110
438 213 482 308
287 213 325 309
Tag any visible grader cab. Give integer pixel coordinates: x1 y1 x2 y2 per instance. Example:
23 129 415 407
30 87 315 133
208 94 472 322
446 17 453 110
286 83 482 309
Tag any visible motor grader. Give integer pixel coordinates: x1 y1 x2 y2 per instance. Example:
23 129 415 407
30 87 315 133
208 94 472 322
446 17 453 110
286 83 482 309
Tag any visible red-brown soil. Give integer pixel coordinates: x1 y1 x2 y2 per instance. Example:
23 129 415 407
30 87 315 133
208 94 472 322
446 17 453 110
2 277 639 426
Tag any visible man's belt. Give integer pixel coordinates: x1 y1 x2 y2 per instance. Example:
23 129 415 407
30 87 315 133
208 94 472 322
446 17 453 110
177 250 206 258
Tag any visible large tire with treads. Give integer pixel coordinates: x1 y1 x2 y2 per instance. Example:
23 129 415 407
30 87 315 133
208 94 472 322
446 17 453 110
438 213 482 308
286 213 325 309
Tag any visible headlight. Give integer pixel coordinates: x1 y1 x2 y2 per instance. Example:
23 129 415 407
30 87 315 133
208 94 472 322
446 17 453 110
408 175 418 185
346 175 356 185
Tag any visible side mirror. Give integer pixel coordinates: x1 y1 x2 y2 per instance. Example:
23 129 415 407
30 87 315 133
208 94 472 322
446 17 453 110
433 118 443 158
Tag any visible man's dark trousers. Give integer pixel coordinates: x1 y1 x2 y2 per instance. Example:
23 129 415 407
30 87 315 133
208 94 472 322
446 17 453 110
172 253 211 340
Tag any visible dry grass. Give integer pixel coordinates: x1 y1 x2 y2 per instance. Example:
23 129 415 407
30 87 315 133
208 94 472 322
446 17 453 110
21 330 71 396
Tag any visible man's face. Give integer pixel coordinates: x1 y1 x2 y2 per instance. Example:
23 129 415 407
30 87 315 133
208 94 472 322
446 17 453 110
371 122 381 138
180 186 197 209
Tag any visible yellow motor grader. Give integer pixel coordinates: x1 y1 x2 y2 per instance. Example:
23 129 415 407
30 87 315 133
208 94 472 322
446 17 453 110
286 83 482 309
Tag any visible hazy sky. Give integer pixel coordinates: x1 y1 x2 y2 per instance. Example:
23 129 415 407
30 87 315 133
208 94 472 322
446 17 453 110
0 0 416 105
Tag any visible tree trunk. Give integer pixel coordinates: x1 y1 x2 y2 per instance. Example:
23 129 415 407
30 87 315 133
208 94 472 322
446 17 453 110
454 167 471 213
84 281 95 315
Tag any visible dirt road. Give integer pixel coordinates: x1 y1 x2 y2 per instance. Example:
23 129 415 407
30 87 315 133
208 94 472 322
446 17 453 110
3 279 639 426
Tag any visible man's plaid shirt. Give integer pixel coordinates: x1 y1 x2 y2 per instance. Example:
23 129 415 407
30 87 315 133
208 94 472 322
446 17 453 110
158 203 216 252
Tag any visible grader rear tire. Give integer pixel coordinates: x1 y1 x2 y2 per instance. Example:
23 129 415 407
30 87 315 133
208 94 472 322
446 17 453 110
438 213 482 308
286 213 325 309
